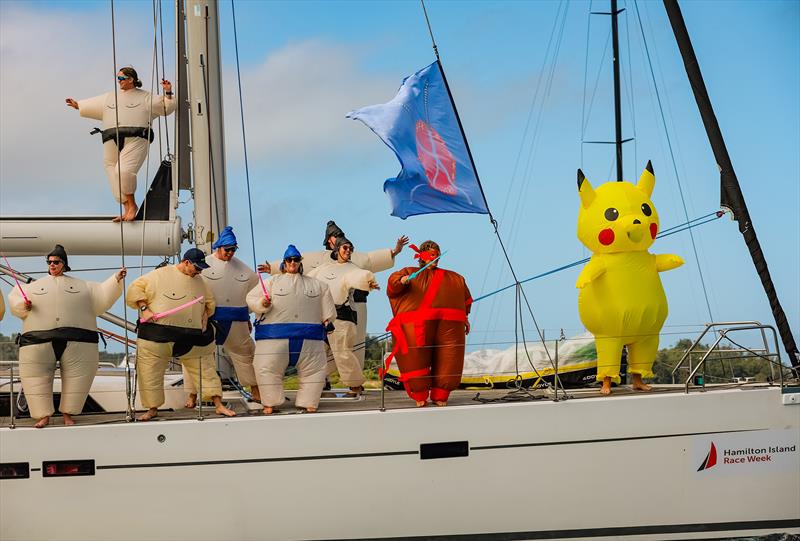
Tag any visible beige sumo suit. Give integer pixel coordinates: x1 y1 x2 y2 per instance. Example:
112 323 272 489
78 89 176 202
181 254 259 394
127 266 221 409
8 274 123 419
308 261 376 388
246 274 336 410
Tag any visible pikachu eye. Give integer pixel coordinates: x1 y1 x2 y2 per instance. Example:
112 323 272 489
604 208 619 221
641 203 652 216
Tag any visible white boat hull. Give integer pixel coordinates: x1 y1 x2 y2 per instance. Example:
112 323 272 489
1 386 798 540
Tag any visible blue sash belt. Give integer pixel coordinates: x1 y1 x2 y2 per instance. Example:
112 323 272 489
254 323 325 366
211 306 250 345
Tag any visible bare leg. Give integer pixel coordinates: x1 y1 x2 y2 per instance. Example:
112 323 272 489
62 413 76 426
184 393 197 409
122 194 138 222
213 397 236 417
601 376 613 396
138 407 159 421
34 416 50 429
250 386 261 403
631 373 652 392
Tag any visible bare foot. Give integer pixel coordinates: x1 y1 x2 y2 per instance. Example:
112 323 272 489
34 416 50 428
215 404 236 417
184 394 197 409
433 401 447 407
62 413 75 426
262 406 273 415
112 215 123 223
137 408 159 421
122 205 138 222
631 374 652 392
600 377 613 396
415 400 427 408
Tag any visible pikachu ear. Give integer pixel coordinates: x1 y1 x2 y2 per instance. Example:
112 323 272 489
637 160 655 198
577 169 596 209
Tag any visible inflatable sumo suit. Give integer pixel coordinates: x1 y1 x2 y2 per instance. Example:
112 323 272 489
308 238 376 387
247 245 337 410
8 247 123 420
182 227 259 395
575 162 684 383
386 243 472 403
268 220 397 368
127 260 221 409
78 88 176 202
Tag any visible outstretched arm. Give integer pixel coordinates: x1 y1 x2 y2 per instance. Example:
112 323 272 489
575 258 606 289
656 254 684 272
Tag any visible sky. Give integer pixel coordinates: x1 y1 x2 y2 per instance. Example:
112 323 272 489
1 0 798 362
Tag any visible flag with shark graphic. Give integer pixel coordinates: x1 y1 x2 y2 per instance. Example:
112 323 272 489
347 61 489 219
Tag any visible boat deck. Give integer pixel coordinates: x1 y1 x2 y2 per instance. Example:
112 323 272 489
1 382 765 428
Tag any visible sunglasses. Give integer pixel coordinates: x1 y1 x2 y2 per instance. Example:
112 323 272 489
47 260 63 265
222 246 238 253
340 245 353 252
191 263 204 272
285 257 302 263
117 75 131 81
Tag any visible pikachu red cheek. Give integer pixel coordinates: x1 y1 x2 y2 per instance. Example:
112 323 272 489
650 223 658 239
598 228 615 246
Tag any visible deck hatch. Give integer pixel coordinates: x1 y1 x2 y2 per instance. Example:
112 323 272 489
0 462 30 479
420 441 469 460
42 459 95 477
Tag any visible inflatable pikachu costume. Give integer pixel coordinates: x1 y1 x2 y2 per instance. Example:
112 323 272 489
575 162 683 391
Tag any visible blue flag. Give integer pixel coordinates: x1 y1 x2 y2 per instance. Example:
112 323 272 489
347 61 489 220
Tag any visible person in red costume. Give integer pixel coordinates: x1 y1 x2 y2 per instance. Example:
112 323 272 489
386 240 471 407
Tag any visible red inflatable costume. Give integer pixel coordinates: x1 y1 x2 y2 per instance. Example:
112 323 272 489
385 242 472 405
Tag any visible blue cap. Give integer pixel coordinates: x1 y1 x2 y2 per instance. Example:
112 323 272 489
183 248 210 269
283 244 302 260
212 226 237 250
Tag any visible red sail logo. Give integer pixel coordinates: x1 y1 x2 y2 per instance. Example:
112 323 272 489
697 442 718 471
415 120 457 195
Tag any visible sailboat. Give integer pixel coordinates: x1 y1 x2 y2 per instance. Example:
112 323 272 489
1 1 798 540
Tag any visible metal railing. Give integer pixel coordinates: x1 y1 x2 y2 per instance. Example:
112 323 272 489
670 321 786 393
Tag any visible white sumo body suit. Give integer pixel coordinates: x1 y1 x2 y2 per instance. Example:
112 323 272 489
126 266 220 409
8 274 122 419
78 89 176 202
246 274 336 410
270 248 394 368
308 261 376 387
181 255 259 394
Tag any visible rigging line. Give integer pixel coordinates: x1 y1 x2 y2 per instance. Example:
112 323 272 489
632 0 714 323
582 26 612 137
420 1 554 364
623 0 638 173
473 210 724 304
139 3 162 276
152 0 164 161
158 0 171 156
475 0 566 333
230 0 258 271
581 0 593 167
109 0 134 422
201 10 223 245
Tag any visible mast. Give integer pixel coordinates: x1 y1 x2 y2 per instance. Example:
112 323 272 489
185 0 228 252
663 0 799 371
611 0 623 182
